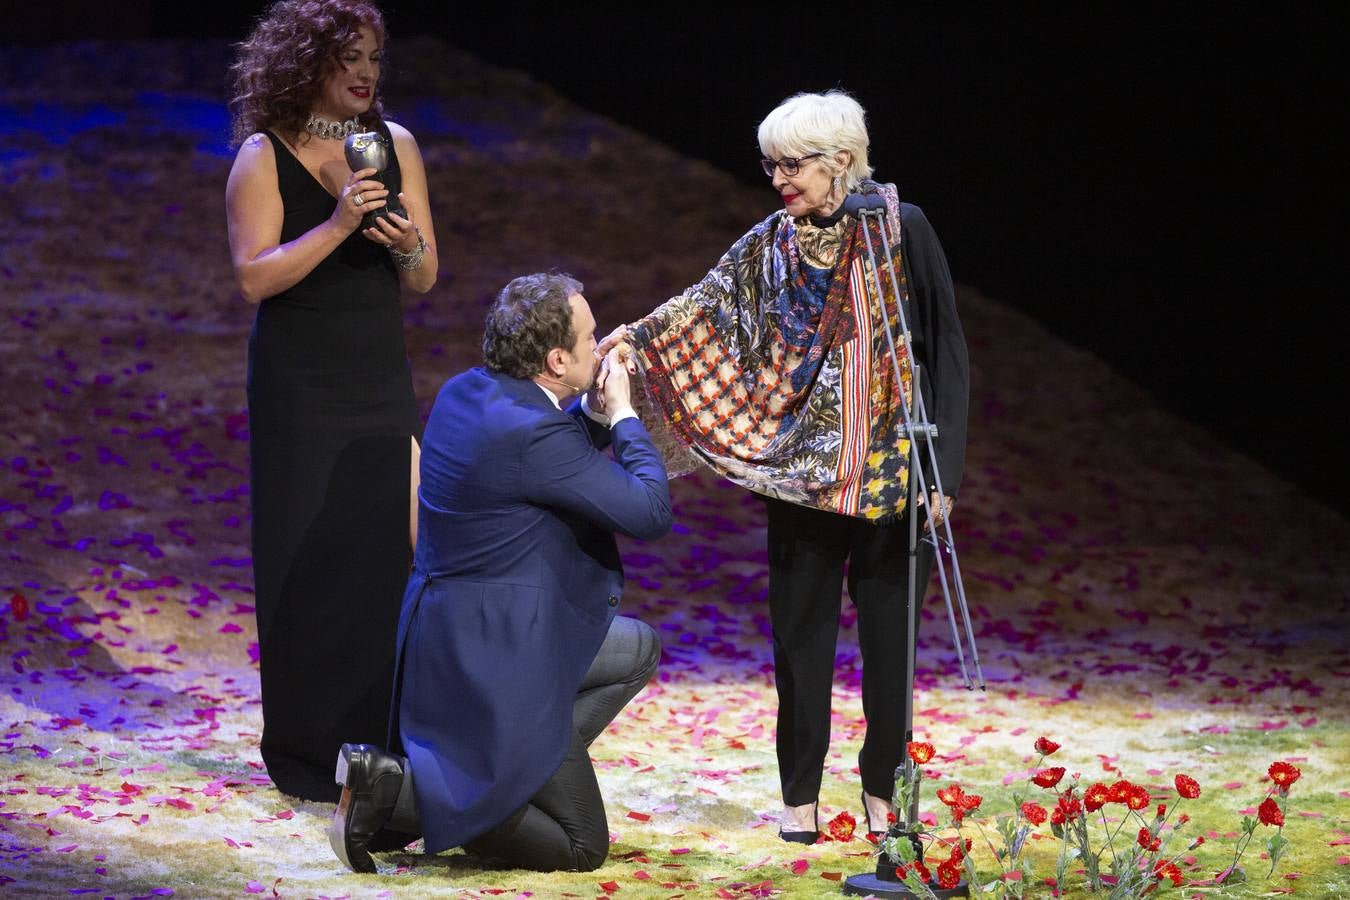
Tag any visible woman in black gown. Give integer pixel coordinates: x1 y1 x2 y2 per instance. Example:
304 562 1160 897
224 0 438 802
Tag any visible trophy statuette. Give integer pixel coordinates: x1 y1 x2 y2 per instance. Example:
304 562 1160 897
343 131 406 229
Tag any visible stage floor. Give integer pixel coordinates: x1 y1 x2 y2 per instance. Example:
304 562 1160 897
1 38 1347 898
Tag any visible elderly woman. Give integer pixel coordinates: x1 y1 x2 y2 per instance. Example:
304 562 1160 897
224 0 438 802
603 90 968 841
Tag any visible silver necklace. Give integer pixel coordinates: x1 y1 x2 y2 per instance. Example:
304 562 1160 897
304 114 362 140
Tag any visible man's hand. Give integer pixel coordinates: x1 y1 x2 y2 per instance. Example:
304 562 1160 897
593 337 636 396
598 346 635 420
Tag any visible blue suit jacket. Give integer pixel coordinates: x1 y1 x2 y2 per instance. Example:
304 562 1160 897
396 367 671 854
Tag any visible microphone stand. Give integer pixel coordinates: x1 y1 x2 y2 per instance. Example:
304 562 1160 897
843 196 982 899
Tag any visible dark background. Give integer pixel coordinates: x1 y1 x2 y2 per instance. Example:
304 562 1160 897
16 2 1347 515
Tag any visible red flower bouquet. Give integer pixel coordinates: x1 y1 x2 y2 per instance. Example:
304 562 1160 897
874 737 1303 899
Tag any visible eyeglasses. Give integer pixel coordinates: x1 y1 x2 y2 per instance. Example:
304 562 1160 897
760 153 823 177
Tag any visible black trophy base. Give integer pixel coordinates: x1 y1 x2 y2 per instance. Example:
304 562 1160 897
842 872 970 897
362 203 407 230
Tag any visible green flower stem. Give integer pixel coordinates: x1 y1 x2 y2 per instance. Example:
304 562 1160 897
1054 819 1072 893
1265 792 1289 879
1095 808 1122 874
1221 828 1254 884
971 817 1006 879
1072 812 1102 890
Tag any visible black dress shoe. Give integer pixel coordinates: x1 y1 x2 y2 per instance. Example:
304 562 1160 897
367 827 419 853
329 743 406 873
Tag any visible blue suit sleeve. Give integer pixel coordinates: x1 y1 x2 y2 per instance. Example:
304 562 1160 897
521 414 673 542
566 398 612 451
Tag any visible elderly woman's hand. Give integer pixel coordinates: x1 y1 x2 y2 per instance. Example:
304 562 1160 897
922 491 955 532
596 324 634 366
595 323 638 378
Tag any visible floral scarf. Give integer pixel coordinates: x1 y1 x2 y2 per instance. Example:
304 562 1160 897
628 181 915 519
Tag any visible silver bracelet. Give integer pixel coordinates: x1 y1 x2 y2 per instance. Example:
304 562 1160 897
389 227 426 271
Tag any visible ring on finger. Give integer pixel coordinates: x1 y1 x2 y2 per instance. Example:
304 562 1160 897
353 192 364 206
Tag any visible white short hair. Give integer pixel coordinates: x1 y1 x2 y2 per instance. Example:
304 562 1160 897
757 90 873 191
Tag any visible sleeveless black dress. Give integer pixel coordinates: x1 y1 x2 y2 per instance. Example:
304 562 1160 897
247 122 419 802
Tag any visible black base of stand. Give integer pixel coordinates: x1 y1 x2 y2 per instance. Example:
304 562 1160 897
842 872 970 897
843 828 970 897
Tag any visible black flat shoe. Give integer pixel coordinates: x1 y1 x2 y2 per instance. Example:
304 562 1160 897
329 743 406 873
778 802 819 844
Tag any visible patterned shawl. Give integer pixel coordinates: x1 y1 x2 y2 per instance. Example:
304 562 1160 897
628 181 914 520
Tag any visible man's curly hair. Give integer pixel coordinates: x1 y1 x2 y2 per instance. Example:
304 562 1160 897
483 274 584 378
228 0 386 147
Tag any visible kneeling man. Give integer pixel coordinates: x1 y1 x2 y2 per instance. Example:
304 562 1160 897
330 272 672 872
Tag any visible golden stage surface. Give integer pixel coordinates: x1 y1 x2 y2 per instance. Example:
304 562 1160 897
1 39 1347 898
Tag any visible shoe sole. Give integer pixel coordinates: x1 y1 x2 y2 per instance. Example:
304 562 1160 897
778 829 819 844
328 745 375 873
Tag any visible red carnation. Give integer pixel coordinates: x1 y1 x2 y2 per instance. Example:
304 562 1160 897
1125 784 1151 811
1174 773 1201 799
1137 826 1161 852
907 741 935 765
1034 736 1061 756
1107 780 1133 804
941 787 980 827
1050 807 1066 826
1020 801 1048 826
936 862 961 889
826 810 856 842
936 785 966 808
1268 761 1301 789
1154 860 1184 886
1258 797 1284 827
1032 767 1066 789
1083 782 1110 812
1056 793 1082 822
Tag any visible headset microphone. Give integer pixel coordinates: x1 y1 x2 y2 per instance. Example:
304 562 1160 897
539 374 586 394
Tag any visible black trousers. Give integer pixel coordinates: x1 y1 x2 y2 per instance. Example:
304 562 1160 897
765 496 935 806
394 615 660 871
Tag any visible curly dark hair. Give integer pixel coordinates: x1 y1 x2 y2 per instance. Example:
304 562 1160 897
228 0 387 146
483 273 584 378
